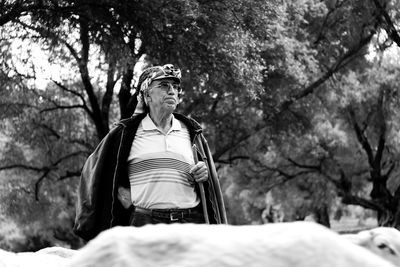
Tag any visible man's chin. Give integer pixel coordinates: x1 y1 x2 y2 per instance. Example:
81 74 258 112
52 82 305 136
164 103 177 111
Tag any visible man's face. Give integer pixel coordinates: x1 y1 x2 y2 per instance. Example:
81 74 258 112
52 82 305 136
146 78 181 113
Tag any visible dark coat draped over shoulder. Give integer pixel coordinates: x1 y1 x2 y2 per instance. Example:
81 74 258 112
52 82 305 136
73 113 228 241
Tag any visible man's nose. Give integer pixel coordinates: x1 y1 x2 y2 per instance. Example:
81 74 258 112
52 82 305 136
167 84 175 94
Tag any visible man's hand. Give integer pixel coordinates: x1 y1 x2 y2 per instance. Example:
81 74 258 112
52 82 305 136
117 186 132 209
189 161 208 183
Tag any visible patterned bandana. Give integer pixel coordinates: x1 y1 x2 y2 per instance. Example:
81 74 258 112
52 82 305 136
138 64 181 93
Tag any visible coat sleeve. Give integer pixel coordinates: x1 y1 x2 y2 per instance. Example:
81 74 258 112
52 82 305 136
73 128 120 241
195 134 228 224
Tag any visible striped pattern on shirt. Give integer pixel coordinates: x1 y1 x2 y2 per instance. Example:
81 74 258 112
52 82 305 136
128 152 198 209
129 155 193 187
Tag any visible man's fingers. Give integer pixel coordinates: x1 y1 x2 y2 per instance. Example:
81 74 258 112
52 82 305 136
190 162 206 173
117 187 132 209
189 162 208 183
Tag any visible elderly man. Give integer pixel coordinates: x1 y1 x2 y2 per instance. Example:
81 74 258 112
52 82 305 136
73 64 227 241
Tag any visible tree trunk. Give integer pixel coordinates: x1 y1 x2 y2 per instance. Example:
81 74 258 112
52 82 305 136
313 204 331 228
377 209 393 226
119 68 135 119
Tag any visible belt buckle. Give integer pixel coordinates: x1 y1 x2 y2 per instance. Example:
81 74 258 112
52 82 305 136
170 211 182 221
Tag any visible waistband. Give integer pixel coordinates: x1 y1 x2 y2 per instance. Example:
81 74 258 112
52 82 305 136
134 206 201 221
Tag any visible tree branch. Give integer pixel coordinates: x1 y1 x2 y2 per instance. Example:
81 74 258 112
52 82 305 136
51 151 86 166
348 107 375 167
33 122 60 139
371 0 400 47
51 79 92 115
58 171 81 181
264 169 316 191
35 169 50 201
77 16 107 137
101 56 117 127
119 67 134 119
279 31 375 112
0 2 34 26
286 157 322 171
40 104 87 112
0 164 45 172
341 194 386 212
384 162 396 178
374 89 386 169
1 150 86 200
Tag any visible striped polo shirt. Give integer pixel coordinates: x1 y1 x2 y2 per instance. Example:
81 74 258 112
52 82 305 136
127 114 200 209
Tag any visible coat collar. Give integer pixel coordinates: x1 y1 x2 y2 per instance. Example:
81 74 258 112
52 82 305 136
116 112 203 141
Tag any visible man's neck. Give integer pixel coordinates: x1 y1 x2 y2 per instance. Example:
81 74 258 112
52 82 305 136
149 111 173 133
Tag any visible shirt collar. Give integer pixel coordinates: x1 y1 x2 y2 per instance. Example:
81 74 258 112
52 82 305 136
142 114 182 132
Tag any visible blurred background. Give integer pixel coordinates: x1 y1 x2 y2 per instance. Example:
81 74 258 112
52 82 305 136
1 0 400 251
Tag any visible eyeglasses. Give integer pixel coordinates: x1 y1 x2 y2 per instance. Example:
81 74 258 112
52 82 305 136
155 81 182 94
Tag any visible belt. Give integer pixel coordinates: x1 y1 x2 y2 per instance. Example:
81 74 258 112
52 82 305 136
134 206 198 221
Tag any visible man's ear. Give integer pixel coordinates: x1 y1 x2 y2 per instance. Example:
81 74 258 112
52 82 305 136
144 92 151 105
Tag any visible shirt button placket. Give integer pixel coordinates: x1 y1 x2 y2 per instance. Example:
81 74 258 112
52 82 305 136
165 136 170 151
